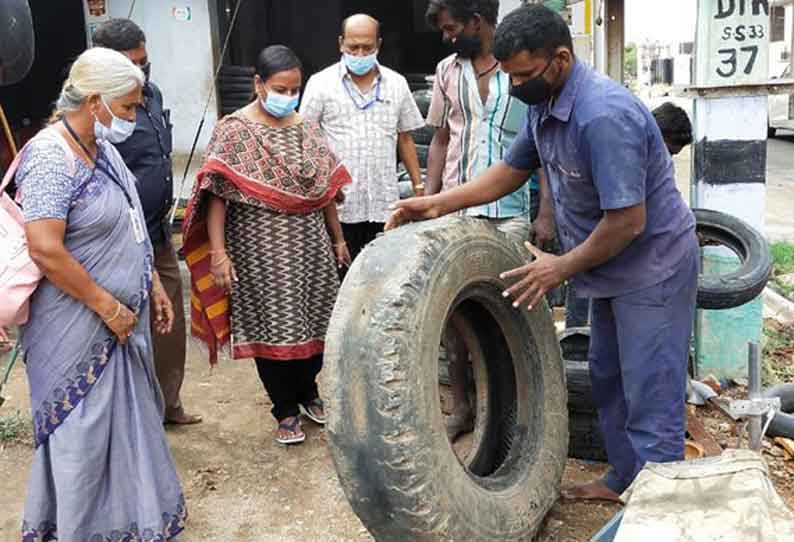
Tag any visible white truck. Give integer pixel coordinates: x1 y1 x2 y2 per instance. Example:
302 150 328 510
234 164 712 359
769 64 794 137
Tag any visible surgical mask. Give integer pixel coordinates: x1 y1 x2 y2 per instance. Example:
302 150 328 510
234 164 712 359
344 52 378 76
446 34 481 59
509 59 555 106
94 97 136 143
260 90 299 118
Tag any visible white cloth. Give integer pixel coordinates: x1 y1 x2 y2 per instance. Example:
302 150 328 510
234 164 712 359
300 61 424 224
615 449 794 542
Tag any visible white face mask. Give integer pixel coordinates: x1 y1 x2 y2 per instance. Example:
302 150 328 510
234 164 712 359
93 97 136 143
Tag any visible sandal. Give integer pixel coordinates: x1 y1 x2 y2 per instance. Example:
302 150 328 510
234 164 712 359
276 416 305 445
300 399 326 425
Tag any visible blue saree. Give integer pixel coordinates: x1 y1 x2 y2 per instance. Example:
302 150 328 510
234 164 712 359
15 134 186 542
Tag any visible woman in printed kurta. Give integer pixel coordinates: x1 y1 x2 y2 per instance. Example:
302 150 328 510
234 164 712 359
183 45 350 445
16 48 185 541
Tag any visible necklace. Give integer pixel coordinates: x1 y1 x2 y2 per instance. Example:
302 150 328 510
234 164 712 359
476 61 499 79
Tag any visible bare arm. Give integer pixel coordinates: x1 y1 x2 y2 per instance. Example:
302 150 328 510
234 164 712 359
502 203 647 310
397 132 424 195
323 202 351 268
25 219 137 342
426 126 449 196
206 194 237 291
435 161 530 216
559 204 646 277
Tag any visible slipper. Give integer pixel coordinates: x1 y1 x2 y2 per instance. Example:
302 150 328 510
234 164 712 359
300 399 326 425
276 416 305 445
164 413 203 425
446 412 474 443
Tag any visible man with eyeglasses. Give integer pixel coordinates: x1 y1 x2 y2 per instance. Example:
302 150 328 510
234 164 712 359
300 14 425 263
93 19 201 426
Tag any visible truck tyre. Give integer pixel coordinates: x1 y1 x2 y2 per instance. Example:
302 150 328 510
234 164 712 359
325 217 568 542
695 209 772 310
762 384 794 439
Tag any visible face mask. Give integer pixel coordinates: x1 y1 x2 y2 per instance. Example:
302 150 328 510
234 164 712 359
344 52 378 76
509 58 556 106
447 33 482 59
141 62 151 84
94 97 136 143
260 90 299 118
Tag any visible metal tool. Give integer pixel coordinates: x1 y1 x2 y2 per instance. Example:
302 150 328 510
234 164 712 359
711 342 781 451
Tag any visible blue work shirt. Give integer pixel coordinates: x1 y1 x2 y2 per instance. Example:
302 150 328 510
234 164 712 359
505 60 695 299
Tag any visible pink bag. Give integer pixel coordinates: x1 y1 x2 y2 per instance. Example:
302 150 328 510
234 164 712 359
0 129 74 326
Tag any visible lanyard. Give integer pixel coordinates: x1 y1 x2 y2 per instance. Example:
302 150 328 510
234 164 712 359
62 118 135 210
343 76 382 111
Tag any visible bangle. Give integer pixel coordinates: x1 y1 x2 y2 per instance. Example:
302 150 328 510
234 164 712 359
333 241 347 248
104 301 122 323
211 255 229 267
209 248 226 255
414 183 425 191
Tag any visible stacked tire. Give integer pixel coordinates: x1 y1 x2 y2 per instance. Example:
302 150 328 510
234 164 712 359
411 89 433 169
218 65 254 117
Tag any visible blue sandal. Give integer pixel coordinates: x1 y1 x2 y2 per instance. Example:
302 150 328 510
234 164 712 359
276 416 305 445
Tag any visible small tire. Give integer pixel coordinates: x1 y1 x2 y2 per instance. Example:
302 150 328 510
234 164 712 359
694 208 773 310
218 64 255 77
762 384 794 439
325 217 568 542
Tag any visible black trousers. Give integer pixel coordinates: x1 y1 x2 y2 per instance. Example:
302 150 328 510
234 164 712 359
342 222 385 262
254 355 323 421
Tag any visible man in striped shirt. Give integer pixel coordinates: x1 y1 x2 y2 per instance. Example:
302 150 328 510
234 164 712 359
425 0 551 442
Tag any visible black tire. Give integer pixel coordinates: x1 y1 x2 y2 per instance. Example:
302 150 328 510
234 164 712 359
325 217 568 542
568 411 608 462
220 90 254 102
412 124 434 146
218 64 255 77
413 89 432 118
763 384 794 439
694 208 773 310
768 125 777 139
218 81 254 93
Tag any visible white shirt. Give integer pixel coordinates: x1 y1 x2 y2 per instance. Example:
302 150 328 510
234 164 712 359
300 61 425 224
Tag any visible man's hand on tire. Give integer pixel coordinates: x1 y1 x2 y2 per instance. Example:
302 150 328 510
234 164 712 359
501 242 571 310
385 196 444 231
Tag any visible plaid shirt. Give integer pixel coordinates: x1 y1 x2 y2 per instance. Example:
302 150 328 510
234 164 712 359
428 54 531 218
300 61 424 224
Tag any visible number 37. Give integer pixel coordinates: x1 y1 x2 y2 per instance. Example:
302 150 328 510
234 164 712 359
716 46 759 78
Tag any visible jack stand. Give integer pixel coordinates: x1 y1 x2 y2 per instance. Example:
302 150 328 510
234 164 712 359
712 342 779 452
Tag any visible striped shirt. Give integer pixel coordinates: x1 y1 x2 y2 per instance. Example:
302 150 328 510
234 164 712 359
300 61 425 224
427 54 531 218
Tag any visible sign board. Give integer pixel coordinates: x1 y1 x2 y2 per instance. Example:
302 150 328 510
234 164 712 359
696 0 770 85
83 0 110 46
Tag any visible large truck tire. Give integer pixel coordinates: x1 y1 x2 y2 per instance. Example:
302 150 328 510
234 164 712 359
325 217 567 542
694 209 772 310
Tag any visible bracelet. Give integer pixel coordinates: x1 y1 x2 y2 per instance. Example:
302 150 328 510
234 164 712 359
333 241 347 248
211 255 229 267
209 248 227 255
414 183 425 191
104 301 122 323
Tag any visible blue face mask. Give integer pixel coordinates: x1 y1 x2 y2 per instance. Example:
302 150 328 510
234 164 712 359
344 52 378 76
260 90 299 118
94 97 136 143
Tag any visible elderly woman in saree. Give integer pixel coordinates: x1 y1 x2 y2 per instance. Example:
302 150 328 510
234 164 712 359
182 45 350 445
15 48 186 541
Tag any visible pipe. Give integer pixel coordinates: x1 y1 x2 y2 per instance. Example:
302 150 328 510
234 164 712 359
748 342 762 451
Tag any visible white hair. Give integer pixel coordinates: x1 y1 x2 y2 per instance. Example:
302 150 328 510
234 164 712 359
52 47 144 120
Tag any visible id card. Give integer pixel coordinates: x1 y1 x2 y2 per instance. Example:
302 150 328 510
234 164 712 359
129 208 146 244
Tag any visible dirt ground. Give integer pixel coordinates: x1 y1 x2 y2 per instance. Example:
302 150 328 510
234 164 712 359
2 335 793 542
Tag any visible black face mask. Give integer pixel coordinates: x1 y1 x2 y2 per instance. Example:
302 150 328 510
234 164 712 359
509 58 555 106
446 33 482 59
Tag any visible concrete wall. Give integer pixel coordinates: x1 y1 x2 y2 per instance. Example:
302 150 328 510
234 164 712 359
100 0 218 165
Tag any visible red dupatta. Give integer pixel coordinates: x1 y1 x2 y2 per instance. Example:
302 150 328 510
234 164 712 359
181 115 350 365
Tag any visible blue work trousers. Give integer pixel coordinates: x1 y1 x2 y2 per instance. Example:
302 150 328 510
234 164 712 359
589 237 699 494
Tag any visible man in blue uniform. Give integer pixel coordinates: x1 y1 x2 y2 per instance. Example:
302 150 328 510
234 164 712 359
388 5 698 501
94 19 201 425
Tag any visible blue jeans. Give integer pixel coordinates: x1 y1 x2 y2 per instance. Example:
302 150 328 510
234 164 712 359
589 237 699 494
